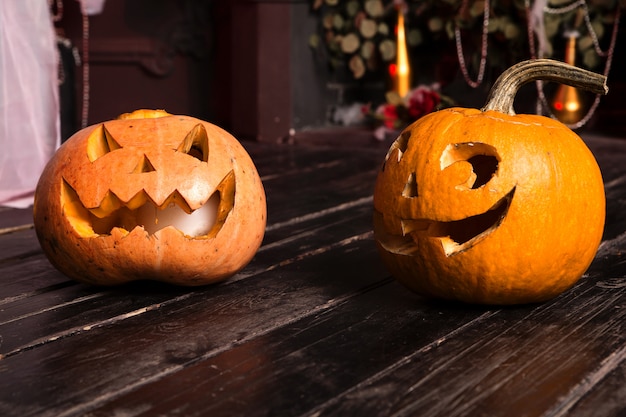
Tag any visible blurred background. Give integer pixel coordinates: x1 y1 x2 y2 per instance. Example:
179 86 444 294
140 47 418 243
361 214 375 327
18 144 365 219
50 0 626 143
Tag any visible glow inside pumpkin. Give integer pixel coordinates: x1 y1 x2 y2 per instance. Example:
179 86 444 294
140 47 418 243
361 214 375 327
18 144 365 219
34 110 266 286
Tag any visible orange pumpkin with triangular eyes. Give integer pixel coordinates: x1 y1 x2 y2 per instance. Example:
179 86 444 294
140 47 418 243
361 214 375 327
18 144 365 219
374 60 607 305
34 110 266 286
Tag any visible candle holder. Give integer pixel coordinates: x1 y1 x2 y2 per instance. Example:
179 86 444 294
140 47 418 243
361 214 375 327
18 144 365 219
551 30 585 125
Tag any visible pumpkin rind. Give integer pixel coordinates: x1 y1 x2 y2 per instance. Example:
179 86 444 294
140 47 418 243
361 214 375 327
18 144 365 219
373 60 607 305
34 111 266 286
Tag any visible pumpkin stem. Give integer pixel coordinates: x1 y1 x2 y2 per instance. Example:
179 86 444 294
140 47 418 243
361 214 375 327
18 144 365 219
481 59 608 115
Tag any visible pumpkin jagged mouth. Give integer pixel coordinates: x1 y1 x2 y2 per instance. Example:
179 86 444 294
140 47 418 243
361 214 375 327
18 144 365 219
376 187 515 257
60 171 235 239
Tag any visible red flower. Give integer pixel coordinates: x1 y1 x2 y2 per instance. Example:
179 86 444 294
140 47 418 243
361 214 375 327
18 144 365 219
379 103 399 129
367 84 451 134
407 87 441 120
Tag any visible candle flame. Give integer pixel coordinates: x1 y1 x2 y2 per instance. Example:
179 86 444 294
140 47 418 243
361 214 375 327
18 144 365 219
395 10 410 98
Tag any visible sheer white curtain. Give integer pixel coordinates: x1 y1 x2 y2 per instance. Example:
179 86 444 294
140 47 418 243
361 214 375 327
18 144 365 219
0 0 60 208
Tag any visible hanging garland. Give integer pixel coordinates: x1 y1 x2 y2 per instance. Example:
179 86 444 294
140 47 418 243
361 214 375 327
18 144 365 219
309 0 622 82
525 0 621 128
454 0 490 88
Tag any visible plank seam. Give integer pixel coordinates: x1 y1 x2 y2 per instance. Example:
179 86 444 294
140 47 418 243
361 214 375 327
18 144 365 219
544 342 626 417
0 223 34 236
0 231 375 358
302 310 501 417
265 196 373 232
49 277 394 417
260 160 344 181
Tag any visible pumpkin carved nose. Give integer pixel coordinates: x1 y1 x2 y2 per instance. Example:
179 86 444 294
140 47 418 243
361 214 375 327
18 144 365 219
132 155 156 174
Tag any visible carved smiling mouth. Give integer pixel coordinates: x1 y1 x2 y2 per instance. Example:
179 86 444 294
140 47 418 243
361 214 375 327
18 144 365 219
428 187 515 255
60 171 235 239
376 187 516 257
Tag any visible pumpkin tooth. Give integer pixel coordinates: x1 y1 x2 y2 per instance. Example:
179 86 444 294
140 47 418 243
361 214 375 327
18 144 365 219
373 211 421 256
135 192 219 237
401 219 430 234
124 190 151 210
89 191 123 218
65 187 221 238
158 190 193 214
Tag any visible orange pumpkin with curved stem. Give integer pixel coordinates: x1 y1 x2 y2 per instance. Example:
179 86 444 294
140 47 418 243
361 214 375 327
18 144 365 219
373 59 608 305
34 110 266 286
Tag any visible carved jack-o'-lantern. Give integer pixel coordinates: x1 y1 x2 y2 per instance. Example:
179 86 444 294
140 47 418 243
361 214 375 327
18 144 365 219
34 110 266 286
374 60 607 305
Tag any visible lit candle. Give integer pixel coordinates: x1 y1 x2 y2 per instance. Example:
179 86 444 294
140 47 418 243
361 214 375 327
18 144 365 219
395 8 411 98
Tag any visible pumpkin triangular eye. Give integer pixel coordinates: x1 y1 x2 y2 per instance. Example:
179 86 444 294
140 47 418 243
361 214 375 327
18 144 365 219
177 124 209 162
87 125 122 162
132 155 156 174
383 130 411 171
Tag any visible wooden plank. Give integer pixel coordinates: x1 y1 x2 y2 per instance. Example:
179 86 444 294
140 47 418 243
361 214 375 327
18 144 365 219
583 134 626 182
0 226 39 262
0 207 32 231
49 135 626 416
0 201 374 357
560 347 626 417
67 254 626 417
0 141 389 416
258 150 381 228
101 286 493 416
75 281 493 417
0 236 390 417
0 135 625 417
245 142 385 178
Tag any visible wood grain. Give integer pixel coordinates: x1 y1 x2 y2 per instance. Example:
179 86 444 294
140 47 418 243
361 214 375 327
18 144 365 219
1 136 625 417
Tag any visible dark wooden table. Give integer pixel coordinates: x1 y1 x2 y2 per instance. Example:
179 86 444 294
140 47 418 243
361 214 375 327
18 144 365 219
2 132 626 417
